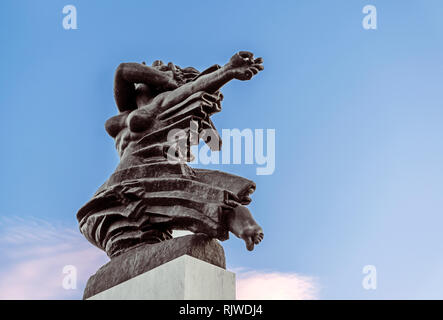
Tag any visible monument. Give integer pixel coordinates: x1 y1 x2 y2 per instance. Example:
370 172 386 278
77 51 264 299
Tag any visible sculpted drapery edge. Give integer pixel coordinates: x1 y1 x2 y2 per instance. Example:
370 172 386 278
77 51 265 259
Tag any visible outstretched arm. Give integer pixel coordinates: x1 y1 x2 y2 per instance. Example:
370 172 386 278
114 62 178 112
154 51 263 111
127 51 264 132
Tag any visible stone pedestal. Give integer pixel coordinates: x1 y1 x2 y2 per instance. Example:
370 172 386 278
88 255 236 300
83 234 235 300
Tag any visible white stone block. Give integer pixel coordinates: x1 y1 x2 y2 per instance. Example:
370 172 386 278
88 255 236 300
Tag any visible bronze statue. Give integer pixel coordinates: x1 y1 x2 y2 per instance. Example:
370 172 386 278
77 51 264 260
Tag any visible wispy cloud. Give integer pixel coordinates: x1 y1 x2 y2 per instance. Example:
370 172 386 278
0 215 80 246
0 216 319 300
0 216 108 299
236 270 319 300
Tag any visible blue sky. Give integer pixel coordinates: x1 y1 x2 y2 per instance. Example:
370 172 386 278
1 0 443 299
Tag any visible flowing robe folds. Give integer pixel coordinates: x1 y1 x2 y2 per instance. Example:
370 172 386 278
77 91 255 258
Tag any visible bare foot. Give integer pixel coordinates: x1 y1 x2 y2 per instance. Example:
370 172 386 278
226 204 264 251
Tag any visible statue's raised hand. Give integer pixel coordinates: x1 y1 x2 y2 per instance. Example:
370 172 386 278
226 51 264 81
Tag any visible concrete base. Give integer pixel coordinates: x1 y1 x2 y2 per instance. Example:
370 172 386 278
83 234 226 299
88 255 236 300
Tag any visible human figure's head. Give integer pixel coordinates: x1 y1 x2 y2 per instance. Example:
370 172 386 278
148 60 200 87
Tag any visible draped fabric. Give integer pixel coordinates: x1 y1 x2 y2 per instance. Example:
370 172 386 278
77 91 255 258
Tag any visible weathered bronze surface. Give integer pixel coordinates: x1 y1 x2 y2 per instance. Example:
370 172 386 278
77 51 264 262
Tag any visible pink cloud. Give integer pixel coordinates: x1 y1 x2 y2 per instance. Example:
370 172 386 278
0 216 108 300
0 217 319 300
236 271 319 300
0 244 107 299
